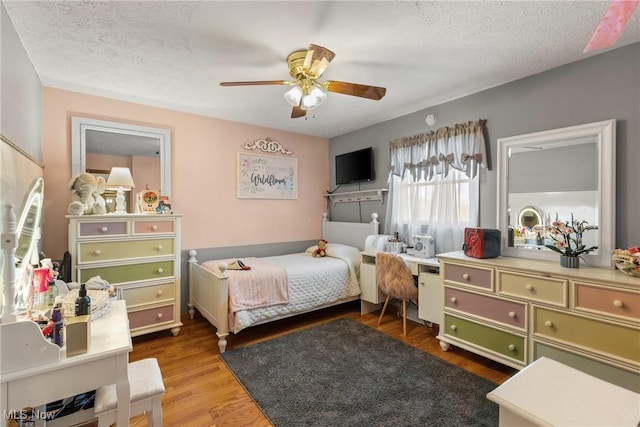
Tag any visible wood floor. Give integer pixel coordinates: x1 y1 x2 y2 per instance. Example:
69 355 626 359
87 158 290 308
127 301 517 427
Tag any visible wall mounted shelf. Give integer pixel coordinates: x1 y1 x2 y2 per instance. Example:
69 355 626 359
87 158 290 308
326 189 387 205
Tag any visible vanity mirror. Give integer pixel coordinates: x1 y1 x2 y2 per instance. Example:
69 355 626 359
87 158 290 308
71 117 172 213
2 177 44 319
518 205 542 229
15 177 44 267
497 119 615 267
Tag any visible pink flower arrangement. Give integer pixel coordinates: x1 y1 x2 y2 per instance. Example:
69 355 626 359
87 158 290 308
545 214 597 257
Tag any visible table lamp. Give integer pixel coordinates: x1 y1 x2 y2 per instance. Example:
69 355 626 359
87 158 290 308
106 167 135 214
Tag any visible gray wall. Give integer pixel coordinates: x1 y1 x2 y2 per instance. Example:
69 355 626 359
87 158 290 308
1 3 43 216
1 3 42 159
329 42 639 249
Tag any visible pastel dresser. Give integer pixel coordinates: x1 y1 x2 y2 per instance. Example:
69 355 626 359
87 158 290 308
437 251 640 392
68 214 182 337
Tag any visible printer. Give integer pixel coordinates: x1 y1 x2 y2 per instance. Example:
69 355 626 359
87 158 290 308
406 235 435 258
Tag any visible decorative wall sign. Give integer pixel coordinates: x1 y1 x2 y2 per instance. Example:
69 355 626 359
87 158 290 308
242 137 293 155
237 153 298 199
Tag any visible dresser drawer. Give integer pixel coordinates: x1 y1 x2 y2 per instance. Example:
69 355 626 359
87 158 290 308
77 260 174 284
133 219 175 235
128 304 175 330
573 282 640 323
444 314 526 364
77 220 128 238
443 263 493 291
533 306 640 365
77 238 175 264
533 340 640 393
122 282 175 308
445 287 526 331
498 270 567 307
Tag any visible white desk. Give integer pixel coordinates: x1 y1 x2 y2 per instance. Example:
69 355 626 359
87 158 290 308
360 251 441 324
1 301 132 426
487 357 640 426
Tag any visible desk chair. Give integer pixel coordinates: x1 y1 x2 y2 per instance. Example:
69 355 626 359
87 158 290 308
376 252 418 336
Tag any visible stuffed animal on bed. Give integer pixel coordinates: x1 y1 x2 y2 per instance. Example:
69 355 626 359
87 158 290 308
312 239 328 258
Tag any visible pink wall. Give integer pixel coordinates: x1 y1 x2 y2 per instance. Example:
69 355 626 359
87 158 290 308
42 87 329 259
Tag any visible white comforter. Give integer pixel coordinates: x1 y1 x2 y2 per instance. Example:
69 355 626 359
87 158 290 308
232 251 361 333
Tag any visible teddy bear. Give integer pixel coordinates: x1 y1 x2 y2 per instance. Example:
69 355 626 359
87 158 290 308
312 239 328 258
67 172 107 215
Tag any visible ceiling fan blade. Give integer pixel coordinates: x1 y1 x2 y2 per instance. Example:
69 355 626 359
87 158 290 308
220 80 288 86
584 0 639 52
303 44 336 78
324 81 386 100
291 106 306 119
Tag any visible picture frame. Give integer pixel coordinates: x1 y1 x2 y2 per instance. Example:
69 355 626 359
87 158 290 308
237 152 298 199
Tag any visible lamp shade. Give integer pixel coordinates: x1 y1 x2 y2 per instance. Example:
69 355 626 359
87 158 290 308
106 167 135 189
106 167 135 214
301 87 327 110
284 86 303 107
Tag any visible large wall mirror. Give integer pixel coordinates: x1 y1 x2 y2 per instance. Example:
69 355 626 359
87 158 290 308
71 117 171 213
497 119 615 268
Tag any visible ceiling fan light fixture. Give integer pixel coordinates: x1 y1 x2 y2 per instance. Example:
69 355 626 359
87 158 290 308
284 86 303 107
301 86 327 110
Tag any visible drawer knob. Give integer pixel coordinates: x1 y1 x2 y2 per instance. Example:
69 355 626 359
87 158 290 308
152 225 158 231
157 290 163 296
462 273 470 280
508 311 516 318
508 344 516 351
93 249 102 256
544 320 554 327
157 268 164 274
450 297 457 303
450 324 457 331
157 245 164 251
100 226 108 233
613 299 624 308
156 313 163 319
525 284 533 291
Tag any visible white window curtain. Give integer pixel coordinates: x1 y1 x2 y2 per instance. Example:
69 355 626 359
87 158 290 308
384 119 487 254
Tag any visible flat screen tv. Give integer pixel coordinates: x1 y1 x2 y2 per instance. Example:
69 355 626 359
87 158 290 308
335 147 375 185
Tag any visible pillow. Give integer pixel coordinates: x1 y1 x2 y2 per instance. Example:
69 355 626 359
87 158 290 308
316 243 362 267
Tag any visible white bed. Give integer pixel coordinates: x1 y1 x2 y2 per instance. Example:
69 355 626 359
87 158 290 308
187 214 379 352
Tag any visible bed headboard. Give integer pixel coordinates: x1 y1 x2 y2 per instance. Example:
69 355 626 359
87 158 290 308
321 213 379 251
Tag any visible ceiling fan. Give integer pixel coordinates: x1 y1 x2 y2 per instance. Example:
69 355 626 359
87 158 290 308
220 44 387 119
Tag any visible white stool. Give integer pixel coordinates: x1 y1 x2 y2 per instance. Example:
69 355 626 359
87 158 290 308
94 358 165 427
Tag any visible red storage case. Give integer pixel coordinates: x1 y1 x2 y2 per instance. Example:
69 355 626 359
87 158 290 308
462 228 501 259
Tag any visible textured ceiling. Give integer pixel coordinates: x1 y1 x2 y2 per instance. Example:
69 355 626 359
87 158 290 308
4 1 639 139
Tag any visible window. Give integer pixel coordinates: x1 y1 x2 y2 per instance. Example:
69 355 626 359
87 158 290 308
384 120 487 254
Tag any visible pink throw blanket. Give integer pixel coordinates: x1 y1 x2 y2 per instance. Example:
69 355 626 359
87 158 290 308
202 257 289 313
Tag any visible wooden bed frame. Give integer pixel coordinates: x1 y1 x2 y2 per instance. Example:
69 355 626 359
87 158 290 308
187 213 380 353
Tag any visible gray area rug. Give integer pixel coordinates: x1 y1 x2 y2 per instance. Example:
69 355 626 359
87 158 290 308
221 318 499 426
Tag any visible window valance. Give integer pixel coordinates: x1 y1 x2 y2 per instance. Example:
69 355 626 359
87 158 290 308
388 119 488 181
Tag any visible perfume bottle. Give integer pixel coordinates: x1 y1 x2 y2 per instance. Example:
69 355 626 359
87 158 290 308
75 283 91 316
52 304 64 347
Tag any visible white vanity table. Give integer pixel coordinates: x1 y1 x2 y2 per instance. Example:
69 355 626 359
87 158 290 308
0 301 133 427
